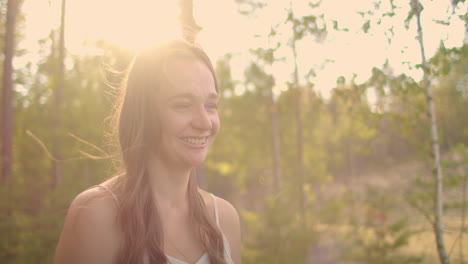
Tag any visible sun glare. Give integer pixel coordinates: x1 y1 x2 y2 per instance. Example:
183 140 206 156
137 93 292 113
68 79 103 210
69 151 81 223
22 0 182 54
67 0 181 51
20 0 467 99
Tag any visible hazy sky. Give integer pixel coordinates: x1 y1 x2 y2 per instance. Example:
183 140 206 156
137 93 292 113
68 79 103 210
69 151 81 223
20 0 466 98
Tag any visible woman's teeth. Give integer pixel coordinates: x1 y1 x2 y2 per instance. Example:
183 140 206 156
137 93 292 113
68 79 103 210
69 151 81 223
182 137 207 145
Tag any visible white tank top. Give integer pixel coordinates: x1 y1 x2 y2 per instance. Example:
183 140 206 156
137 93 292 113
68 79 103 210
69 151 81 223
97 185 235 264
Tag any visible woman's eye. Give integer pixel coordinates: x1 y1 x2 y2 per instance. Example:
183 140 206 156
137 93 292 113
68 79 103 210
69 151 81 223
173 103 191 110
205 103 218 111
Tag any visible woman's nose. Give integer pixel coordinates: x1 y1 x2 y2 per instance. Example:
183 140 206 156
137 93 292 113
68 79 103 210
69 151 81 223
192 106 212 130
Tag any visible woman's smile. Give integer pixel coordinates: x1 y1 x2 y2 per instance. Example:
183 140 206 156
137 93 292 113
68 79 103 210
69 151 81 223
180 136 208 146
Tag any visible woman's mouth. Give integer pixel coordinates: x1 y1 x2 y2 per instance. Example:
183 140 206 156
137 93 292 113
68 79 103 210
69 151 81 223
181 137 208 145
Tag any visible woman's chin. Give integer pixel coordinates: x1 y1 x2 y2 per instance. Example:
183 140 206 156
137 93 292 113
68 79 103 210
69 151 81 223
180 151 209 168
185 157 207 168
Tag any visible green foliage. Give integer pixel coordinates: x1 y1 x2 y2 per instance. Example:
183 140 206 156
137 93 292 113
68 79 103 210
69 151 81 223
0 35 133 263
341 188 423 264
241 191 318 264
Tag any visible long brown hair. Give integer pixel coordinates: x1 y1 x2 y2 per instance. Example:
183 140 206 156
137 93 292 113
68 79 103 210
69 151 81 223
110 40 226 264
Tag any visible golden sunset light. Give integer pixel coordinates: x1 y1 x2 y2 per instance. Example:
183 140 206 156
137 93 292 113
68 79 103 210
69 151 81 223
2 0 467 263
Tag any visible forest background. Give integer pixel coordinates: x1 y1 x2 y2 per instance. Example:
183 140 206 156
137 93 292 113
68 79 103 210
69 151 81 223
0 0 467 263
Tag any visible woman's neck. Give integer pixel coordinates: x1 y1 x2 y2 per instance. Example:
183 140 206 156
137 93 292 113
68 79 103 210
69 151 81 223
147 155 193 211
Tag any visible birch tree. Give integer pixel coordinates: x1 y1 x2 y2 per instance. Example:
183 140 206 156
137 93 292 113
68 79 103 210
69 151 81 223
411 0 449 263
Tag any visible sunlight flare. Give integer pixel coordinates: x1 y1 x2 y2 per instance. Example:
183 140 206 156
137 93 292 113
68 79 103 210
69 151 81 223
37 0 183 53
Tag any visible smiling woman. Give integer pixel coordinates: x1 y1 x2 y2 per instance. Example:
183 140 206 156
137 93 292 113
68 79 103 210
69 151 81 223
52 1 241 263
54 40 241 264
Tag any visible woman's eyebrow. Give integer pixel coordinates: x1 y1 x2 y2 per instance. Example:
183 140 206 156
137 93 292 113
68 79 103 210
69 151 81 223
168 93 192 100
168 93 219 101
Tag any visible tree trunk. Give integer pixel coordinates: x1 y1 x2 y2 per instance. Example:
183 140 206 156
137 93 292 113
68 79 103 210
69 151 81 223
289 3 306 261
178 0 201 43
1 0 19 181
270 97 282 191
51 0 66 189
289 0 305 221
412 1 450 263
459 165 466 263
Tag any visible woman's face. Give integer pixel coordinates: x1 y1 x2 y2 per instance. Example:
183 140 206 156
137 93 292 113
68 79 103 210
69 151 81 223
153 57 220 168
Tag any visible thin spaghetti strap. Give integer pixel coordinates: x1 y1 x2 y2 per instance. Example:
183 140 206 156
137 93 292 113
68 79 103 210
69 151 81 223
97 185 119 206
210 193 220 227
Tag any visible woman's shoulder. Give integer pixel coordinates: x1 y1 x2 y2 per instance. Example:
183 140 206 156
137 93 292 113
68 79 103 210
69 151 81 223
72 182 119 216
72 177 121 215
54 180 121 264
198 189 236 215
198 189 242 264
69 178 122 237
